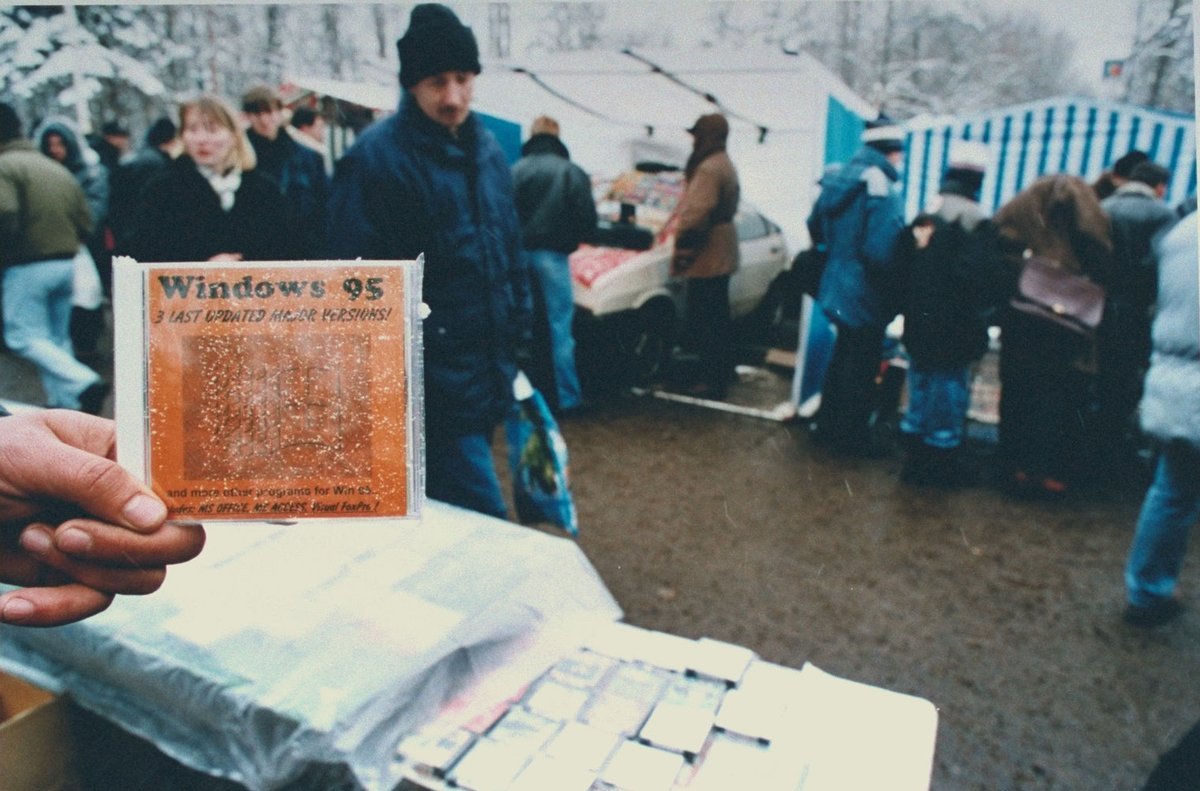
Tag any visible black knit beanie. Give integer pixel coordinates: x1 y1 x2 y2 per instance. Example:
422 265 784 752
397 4 481 88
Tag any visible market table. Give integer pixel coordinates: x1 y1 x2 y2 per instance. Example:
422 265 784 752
1 503 937 790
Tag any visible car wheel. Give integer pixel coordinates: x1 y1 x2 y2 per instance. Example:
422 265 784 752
619 299 676 386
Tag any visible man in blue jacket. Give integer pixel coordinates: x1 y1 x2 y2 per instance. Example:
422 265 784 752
328 3 531 519
806 121 907 456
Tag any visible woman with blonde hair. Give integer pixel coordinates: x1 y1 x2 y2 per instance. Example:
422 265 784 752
130 94 293 263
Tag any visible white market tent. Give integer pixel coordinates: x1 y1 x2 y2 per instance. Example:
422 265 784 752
477 47 878 248
289 46 878 249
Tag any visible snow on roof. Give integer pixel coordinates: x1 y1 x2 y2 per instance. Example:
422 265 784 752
283 74 398 113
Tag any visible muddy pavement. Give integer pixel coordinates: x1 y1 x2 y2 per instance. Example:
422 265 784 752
502 378 1200 791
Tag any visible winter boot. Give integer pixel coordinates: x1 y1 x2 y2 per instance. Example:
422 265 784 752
925 446 978 487
900 443 933 485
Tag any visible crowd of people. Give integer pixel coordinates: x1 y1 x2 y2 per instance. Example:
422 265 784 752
0 3 1196 639
805 119 1197 631
808 123 1194 500
0 2 593 625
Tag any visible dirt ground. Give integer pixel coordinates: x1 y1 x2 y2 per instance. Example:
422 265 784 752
513 368 1200 791
4 339 1199 790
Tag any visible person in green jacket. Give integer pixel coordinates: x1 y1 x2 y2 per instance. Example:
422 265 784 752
0 103 107 414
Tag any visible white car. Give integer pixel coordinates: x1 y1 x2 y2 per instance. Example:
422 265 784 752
570 168 790 389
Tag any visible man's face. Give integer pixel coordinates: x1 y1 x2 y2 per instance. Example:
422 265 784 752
299 116 326 145
410 71 475 134
886 150 905 167
245 105 283 141
104 133 130 153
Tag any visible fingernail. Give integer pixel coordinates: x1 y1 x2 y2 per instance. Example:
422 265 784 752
1 597 36 623
20 527 52 556
57 527 93 554
123 494 167 529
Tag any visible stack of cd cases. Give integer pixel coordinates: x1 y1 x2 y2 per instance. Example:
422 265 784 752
395 627 813 791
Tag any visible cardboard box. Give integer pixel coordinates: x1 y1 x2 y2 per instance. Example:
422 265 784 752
0 672 77 790
0 671 224 791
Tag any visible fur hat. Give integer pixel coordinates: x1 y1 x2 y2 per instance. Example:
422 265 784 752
863 119 904 154
397 4 481 88
948 140 990 172
938 140 990 200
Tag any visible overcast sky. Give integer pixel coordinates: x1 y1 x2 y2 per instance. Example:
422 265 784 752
986 0 1139 90
490 0 1144 92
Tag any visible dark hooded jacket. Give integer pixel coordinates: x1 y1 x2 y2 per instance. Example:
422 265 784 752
899 193 998 369
511 133 596 254
328 92 531 435
806 145 906 329
35 118 108 233
109 125 174 255
246 127 330 258
671 115 740 279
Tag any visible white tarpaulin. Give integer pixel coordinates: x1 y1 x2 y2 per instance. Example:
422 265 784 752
0 504 621 791
477 47 876 249
290 45 876 250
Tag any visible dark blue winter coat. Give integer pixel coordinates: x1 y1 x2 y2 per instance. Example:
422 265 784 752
806 145 906 329
247 128 330 259
328 93 531 436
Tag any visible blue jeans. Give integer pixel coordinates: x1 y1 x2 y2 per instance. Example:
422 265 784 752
1125 442 1200 608
3 259 101 409
528 250 582 411
901 365 971 449
425 428 508 520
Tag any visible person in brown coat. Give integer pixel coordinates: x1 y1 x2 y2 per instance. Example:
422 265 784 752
670 113 740 398
993 173 1114 496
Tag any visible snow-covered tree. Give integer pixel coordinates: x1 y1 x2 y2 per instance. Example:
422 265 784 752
0 6 167 132
2 3 1187 141
1123 0 1194 112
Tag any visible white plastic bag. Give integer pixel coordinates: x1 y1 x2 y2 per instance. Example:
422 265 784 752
72 246 104 309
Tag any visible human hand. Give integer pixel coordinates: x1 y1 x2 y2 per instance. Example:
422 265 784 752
0 410 206 627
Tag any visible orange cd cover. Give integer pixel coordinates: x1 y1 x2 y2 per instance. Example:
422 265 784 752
113 259 423 520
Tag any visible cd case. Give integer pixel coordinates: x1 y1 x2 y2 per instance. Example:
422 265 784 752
112 257 425 520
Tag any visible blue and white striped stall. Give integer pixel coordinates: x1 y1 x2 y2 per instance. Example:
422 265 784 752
900 97 1196 217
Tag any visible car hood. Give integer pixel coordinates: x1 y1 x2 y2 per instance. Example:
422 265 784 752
570 244 657 288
